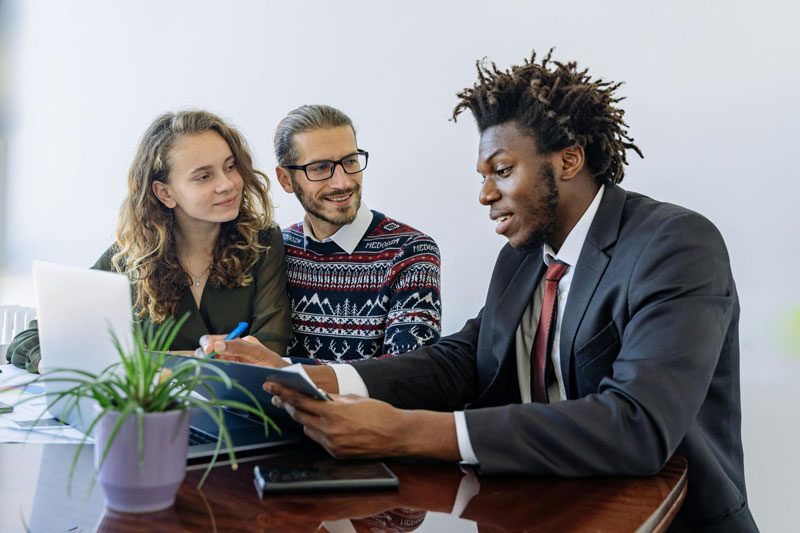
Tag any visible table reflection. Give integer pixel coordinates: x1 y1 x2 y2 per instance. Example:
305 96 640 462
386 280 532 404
4 442 686 532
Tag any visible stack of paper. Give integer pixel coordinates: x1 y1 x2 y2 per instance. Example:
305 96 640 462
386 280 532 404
0 364 90 444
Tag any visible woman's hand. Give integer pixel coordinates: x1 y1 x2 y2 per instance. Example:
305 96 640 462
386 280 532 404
196 335 290 367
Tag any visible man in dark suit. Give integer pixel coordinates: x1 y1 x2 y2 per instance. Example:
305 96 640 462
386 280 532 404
204 50 756 531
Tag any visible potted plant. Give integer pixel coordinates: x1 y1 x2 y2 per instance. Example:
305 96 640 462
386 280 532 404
20 314 279 513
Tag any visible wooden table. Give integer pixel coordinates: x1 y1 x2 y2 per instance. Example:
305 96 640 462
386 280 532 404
0 442 686 532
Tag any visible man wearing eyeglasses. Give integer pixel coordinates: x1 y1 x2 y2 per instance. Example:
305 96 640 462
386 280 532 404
272 105 441 363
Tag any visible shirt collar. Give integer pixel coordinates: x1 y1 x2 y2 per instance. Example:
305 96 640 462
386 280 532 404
543 185 605 267
303 202 374 254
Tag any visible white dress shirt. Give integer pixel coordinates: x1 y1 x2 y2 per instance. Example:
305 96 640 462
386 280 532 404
514 186 606 404
302 201 374 254
335 186 607 465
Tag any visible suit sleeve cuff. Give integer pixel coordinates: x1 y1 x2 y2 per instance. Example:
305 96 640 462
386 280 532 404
330 364 370 397
454 411 479 464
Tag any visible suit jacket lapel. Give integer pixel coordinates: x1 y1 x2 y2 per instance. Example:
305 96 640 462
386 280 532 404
490 253 545 375
470 252 544 407
559 184 626 398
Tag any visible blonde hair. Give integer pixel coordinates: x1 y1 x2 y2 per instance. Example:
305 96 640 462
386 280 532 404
113 110 274 322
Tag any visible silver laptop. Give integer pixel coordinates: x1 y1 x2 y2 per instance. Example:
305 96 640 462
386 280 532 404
33 260 300 459
34 261 133 433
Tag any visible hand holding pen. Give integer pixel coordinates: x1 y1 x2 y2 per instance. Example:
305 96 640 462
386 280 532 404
196 329 290 368
201 321 249 359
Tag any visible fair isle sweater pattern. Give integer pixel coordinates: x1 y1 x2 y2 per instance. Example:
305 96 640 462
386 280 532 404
282 211 442 362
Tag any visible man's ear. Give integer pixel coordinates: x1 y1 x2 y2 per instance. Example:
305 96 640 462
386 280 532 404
558 145 586 182
275 166 295 193
151 180 177 208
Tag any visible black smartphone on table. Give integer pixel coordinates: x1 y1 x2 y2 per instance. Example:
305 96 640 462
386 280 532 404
254 460 399 496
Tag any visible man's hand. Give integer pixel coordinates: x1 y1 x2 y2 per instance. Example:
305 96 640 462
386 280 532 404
267 382 410 458
265 382 461 461
197 335 289 368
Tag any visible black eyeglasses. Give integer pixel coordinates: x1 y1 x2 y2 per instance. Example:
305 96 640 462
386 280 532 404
283 149 369 182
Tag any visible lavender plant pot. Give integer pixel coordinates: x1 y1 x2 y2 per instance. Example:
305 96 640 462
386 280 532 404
94 409 190 513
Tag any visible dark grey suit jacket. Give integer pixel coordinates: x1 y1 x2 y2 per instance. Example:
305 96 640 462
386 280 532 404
353 185 756 531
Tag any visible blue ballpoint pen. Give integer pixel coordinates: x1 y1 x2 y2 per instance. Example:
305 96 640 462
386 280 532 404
205 321 249 359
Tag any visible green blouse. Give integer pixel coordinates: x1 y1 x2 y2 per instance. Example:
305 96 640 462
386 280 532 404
6 226 291 373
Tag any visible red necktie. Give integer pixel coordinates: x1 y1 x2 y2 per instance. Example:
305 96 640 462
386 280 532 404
531 261 569 403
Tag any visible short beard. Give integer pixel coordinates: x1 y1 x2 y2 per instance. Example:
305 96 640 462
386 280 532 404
518 162 559 252
292 176 361 227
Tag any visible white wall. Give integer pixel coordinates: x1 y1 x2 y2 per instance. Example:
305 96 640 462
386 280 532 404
1 1 798 528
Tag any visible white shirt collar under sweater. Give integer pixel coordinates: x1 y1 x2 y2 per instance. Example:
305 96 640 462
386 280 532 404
302 202 374 254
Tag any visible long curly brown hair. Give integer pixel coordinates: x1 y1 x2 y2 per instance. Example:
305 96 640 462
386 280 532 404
112 110 274 323
452 49 643 185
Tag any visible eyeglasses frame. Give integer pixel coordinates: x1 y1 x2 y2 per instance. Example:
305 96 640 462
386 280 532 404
282 149 369 182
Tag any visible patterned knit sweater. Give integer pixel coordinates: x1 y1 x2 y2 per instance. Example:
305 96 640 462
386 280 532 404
282 211 441 362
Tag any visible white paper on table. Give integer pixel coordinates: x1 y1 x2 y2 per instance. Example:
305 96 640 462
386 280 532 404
0 364 91 444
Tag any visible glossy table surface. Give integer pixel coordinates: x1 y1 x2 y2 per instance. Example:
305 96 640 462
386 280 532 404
0 442 687 532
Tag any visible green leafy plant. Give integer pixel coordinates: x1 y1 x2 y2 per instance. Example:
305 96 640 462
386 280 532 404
19 313 280 489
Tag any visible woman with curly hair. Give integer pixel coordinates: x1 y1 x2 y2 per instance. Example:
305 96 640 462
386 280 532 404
7 110 291 372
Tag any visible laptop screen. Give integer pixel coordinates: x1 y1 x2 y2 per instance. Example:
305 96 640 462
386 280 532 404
33 261 133 430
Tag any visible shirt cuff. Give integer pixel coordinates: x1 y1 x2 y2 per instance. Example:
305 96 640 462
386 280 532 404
330 364 370 397
453 411 479 464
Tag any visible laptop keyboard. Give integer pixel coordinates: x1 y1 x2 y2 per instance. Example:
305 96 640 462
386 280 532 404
188 426 218 446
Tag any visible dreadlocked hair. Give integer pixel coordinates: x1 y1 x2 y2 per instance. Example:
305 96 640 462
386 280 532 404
452 49 643 185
